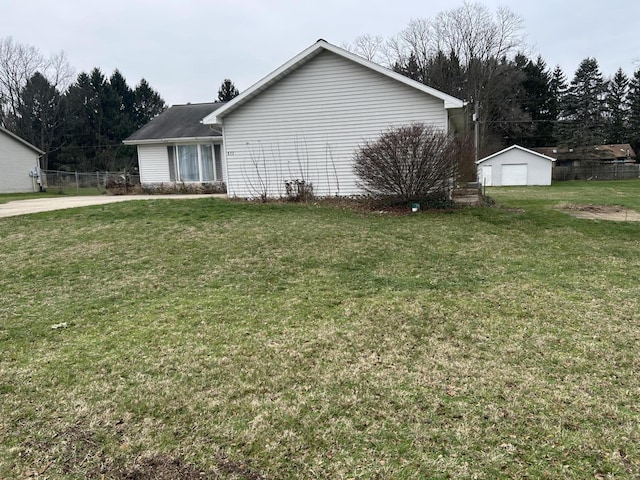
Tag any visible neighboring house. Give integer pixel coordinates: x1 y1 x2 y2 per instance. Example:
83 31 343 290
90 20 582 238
123 103 226 186
532 144 637 167
0 126 45 193
477 145 555 186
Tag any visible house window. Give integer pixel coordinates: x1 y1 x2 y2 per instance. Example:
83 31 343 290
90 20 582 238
173 144 223 182
167 146 176 181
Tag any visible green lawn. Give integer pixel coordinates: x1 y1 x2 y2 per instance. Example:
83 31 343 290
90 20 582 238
1 181 639 478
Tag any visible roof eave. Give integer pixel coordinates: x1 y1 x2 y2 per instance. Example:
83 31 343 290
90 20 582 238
476 144 557 164
123 135 223 145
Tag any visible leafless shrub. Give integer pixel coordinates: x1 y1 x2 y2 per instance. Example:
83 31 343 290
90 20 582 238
353 123 460 201
284 179 314 202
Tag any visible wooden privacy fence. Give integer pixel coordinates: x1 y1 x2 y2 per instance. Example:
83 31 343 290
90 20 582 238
553 164 640 182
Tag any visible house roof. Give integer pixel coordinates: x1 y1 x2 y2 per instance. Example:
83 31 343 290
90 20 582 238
476 144 556 165
124 103 225 144
202 39 466 125
0 126 45 155
533 144 637 161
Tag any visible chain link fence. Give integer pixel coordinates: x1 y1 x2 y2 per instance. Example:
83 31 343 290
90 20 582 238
42 170 141 194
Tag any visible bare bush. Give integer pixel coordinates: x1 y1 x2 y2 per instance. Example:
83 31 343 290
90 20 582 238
284 179 314 202
353 124 459 201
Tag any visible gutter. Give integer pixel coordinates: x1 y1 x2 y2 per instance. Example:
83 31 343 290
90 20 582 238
122 136 223 145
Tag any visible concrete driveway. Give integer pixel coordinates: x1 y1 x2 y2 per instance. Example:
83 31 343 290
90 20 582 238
0 194 226 218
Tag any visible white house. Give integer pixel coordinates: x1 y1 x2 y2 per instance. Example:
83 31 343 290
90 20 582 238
0 126 44 193
201 39 466 198
477 145 556 187
123 103 226 187
126 40 466 197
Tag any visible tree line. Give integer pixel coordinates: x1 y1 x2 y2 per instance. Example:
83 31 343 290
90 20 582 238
343 2 640 157
0 36 166 171
3 2 638 173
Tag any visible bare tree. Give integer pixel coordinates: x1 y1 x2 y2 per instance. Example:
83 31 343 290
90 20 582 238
0 37 73 128
384 18 435 75
45 50 75 92
353 123 459 201
342 34 385 63
346 3 525 155
0 37 46 125
434 3 524 88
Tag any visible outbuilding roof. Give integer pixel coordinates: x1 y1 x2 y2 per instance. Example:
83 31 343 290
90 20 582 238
476 144 556 164
202 39 465 125
124 103 225 144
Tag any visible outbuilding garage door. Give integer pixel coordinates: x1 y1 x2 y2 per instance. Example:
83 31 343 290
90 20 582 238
502 164 527 186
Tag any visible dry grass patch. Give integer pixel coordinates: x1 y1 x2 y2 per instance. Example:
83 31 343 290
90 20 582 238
556 203 640 221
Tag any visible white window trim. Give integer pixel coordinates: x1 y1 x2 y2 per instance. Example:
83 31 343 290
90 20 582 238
172 143 224 182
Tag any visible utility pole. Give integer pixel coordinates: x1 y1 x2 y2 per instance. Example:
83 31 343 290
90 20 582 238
473 101 479 164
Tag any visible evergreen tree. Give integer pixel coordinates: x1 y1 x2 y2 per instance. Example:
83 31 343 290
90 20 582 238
109 70 137 168
393 53 424 84
549 65 568 144
217 78 239 102
133 78 166 128
484 55 528 149
628 68 640 153
109 69 135 139
59 71 94 170
424 50 465 99
518 56 554 146
606 68 629 144
560 58 608 148
59 72 165 170
15 72 62 170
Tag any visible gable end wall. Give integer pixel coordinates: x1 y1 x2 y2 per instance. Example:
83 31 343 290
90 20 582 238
222 50 449 197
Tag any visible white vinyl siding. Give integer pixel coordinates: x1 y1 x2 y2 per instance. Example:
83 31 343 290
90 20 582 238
222 50 449 198
0 130 40 193
137 144 170 183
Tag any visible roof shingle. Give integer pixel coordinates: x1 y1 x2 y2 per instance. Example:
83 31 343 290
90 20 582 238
125 103 225 142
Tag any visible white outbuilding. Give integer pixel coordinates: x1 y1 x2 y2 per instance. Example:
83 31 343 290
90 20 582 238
477 145 555 187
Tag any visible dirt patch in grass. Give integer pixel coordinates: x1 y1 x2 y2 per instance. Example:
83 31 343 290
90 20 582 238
116 454 267 480
20 423 267 480
114 455 209 479
556 203 640 221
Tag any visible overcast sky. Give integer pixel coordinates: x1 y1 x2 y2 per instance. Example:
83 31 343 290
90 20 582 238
2 0 639 106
